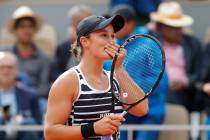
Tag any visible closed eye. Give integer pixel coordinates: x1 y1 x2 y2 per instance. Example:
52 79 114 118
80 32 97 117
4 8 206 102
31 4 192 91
100 33 115 39
101 33 108 37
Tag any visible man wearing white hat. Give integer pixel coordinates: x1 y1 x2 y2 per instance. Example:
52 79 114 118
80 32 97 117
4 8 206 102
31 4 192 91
150 1 203 113
7 6 43 34
2 6 51 99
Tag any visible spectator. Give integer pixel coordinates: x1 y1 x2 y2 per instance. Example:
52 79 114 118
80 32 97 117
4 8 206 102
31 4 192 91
0 51 41 140
196 43 210 140
104 5 169 140
150 1 203 112
111 4 149 41
50 5 92 81
110 0 162 25
2 6 51 98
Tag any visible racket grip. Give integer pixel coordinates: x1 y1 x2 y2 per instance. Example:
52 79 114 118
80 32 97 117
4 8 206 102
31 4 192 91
120 110 127 117
101 135 111 140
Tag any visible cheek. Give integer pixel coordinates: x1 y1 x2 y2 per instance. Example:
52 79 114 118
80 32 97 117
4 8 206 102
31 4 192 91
89 42 107 57
0 70 14 80
17 28 34 38
24 29 34 37
91 38 107 49
7 71 17 80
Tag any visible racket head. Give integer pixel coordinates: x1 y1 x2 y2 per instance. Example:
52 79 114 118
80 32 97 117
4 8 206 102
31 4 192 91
110 34 165 105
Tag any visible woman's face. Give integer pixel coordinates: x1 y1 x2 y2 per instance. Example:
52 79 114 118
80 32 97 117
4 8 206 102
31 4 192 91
84 25 115 60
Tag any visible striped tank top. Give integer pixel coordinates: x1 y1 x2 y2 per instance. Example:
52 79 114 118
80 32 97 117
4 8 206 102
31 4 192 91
67 66 123 140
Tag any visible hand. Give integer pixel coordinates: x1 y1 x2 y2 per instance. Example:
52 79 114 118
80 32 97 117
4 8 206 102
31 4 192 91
93 114 125 135
202 83 210 95
104 41 126 70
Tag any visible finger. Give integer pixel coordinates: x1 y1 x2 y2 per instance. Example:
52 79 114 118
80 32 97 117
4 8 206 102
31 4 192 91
108 114 125 121
108 124 118 134
105 47 117 54
105 46 121 57
105 43 119 52
109 41 120 49
118 48 126 56
107 42 122 50
106 42 123 55
109 120 122 128
104 48 115 58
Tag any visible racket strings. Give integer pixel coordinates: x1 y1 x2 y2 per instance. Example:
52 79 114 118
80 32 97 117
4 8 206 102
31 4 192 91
113 36 164 105
114 70 145 104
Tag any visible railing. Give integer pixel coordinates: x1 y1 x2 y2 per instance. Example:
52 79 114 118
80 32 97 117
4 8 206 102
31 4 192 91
1 124 209 131
0 124 210 140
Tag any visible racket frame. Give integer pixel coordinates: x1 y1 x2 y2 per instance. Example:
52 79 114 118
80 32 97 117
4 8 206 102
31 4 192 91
110 34 166 114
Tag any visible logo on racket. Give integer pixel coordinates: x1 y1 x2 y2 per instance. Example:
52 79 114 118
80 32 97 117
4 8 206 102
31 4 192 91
122 92 128 98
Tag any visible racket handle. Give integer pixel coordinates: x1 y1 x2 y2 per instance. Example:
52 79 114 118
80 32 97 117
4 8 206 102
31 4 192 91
120 110 127 117
101 135 111 140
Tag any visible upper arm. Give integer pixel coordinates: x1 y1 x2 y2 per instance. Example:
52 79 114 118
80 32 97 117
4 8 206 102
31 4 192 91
45 71 78 126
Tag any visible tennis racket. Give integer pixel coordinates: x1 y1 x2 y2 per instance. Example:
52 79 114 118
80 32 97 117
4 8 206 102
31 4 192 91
110 34 165 116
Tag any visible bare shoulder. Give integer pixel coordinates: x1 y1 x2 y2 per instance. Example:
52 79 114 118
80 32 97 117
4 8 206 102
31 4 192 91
45 69 79 126
53 69 78 87
48 69 79 101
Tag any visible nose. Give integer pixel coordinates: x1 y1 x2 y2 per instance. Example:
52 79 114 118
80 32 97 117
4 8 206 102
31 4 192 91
108 36 115 43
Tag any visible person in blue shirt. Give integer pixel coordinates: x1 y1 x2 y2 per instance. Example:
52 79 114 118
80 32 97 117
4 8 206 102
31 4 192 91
103 5 169 140
110 0 162 25
0 51 42 140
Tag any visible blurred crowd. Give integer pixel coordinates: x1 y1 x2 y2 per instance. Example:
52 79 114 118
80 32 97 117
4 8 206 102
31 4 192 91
0 0 210 140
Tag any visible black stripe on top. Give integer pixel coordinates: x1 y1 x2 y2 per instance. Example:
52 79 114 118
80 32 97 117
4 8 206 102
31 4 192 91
67 66 123 140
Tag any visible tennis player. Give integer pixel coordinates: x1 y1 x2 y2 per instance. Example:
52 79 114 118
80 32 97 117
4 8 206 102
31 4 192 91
44 15 148 140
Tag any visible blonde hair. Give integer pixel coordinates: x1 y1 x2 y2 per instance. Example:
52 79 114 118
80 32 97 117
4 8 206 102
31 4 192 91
71 41 83 60
71 33 91 60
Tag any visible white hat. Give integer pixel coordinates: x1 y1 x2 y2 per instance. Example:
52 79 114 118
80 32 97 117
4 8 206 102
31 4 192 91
150 1 194 27
7 6 43 33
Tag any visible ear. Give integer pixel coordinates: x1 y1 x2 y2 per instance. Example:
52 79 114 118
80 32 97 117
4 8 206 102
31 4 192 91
80 36 90 48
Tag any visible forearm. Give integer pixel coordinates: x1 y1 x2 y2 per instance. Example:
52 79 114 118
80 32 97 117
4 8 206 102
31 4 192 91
115 67 144 96
44 124 83 140
115 68 148 116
